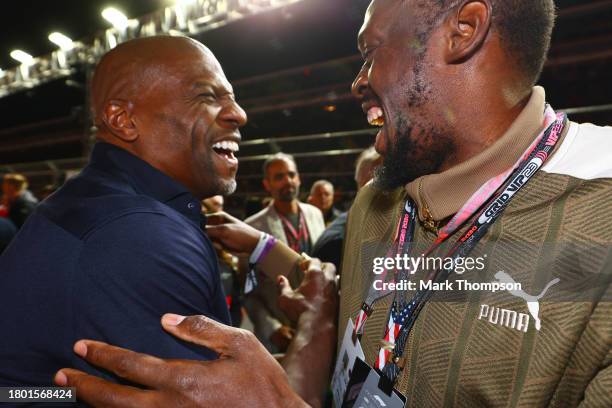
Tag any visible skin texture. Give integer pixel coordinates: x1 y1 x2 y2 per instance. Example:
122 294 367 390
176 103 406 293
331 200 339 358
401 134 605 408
354 0 531 190
206 211 262 256
307 181 334 215
263 158 301 216
92 36 247 200
54 0 541 406
202 195 224 213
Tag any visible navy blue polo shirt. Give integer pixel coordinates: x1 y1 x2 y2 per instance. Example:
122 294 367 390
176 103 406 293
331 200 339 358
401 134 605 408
0 142 230 387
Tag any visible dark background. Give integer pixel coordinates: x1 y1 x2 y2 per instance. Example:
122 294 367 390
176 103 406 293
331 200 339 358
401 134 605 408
1 0 611 215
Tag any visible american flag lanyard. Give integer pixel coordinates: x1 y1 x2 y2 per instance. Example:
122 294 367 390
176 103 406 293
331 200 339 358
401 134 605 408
354 106 567 383
353 199 417 337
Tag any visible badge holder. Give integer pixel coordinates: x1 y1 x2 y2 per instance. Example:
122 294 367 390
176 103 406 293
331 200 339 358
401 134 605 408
332 319 366 407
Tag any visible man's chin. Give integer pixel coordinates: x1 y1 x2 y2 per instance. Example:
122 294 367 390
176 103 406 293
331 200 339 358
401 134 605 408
217 179 237 196
372 166 411 192
277 194 297 202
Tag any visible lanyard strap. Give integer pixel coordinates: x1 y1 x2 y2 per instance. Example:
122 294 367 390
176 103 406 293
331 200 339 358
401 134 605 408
377 110 567 383
279 211 310 252
354 200 417 335
355 106 561 337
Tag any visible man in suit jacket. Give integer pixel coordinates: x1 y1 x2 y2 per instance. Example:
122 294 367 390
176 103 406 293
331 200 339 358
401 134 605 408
245 153 325 352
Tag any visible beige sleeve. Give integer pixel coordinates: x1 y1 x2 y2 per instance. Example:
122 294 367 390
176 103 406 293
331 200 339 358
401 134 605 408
256 240 302 280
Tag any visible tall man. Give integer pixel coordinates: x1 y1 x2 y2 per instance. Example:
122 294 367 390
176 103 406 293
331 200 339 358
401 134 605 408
245 153 325 351
0 35 248 386
54 0 611 406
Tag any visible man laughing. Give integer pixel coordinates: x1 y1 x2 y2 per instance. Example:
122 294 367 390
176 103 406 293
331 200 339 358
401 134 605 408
0 35 247 386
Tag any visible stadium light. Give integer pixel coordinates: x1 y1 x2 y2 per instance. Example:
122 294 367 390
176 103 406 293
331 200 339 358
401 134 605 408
48 32 75 51
1 0 308 99
102 7 129 30
10 50 34 65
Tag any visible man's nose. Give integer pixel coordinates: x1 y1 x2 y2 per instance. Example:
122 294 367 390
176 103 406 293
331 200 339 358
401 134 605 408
218 101 247 129
351 66 369 100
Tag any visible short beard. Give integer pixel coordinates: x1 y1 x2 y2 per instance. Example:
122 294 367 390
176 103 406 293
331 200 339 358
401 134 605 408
277 188 298 202
373 116 455 191
217 179 237 196
373 47 456 191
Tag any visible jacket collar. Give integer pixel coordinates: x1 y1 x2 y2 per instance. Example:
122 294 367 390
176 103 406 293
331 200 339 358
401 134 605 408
88 142 204 225
405 86 551 224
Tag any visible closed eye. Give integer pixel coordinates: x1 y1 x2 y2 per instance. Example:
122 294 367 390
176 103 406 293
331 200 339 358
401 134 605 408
198 93 217 103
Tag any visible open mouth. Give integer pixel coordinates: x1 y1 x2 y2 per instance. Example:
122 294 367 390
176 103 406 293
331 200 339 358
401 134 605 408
212 140 239 164
367 106 385 127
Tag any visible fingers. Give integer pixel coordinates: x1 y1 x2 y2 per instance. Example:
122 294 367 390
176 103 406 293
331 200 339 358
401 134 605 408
54 368 155 408
71 340 175 390
204 224 227 241
321 262 337 280
162 314 242 356
278 275 294 298
207 211 239 225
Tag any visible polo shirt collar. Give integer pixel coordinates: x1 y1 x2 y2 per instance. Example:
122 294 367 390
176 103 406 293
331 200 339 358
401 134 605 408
89 142 204 225
405 86 549 223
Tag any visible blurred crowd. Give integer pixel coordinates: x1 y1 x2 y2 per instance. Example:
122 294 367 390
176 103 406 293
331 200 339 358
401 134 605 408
0 174 40 253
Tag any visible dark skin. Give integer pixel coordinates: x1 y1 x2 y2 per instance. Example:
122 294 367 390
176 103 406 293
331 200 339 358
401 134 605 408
92 36 247 200
55 0 535 405
354 0 531 189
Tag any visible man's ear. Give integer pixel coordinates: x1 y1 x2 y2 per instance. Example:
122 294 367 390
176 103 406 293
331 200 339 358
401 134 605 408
444 0 492 64
102 99 139 143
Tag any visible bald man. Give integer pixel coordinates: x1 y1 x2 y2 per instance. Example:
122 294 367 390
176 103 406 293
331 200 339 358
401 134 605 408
0 36 247 387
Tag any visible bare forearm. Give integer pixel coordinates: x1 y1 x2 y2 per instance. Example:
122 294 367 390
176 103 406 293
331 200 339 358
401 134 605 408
281 304 337 408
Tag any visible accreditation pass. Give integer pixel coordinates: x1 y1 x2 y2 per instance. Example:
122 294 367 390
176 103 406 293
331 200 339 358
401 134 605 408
0 387 76 403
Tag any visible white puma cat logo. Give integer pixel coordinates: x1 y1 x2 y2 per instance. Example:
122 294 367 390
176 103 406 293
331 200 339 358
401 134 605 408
493 271 560 330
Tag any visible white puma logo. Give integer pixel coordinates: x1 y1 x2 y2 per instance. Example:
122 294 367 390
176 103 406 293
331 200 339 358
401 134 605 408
494 271 560 331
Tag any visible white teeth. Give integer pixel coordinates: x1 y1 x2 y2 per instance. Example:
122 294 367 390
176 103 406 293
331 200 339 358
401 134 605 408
367 107 385 126
212 141 239 153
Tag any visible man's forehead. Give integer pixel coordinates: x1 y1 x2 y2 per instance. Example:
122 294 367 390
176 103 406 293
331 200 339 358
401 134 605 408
185 56 232 93
270 159 296 172
358 0 403 50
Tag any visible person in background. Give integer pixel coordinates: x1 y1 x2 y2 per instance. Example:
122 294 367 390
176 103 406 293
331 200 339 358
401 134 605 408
244 152 325 352
1 173 38 229
0 196 8 217
312 146 382 270
308 179 341 226
202 195 243 327
0 217 16 254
